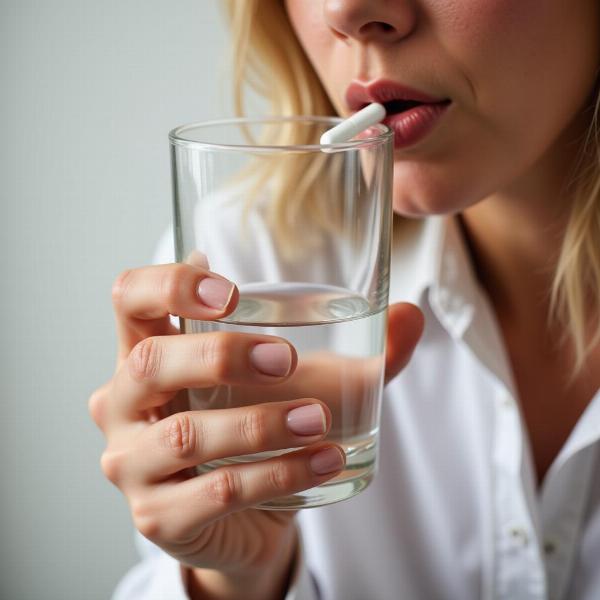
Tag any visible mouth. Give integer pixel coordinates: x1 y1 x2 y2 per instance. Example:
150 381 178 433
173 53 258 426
345 79 450 112
380 98 448 114
345 79 451 148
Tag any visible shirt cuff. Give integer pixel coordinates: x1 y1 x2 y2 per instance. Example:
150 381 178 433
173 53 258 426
285 523 320 600
112 543 190 600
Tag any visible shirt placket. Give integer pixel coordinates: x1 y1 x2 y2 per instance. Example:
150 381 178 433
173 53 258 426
540 430 598 599
430 218 553 600
432 283 549 600
492 385 548 600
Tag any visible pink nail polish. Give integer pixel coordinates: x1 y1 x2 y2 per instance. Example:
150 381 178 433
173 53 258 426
287 404 326 436
249 343 292 377
310 447 345 475
197 277 234 309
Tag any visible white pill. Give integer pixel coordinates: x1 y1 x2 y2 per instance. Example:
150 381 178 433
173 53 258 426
320 102 386 145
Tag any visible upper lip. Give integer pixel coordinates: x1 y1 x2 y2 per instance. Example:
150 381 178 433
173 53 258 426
345 79 448 112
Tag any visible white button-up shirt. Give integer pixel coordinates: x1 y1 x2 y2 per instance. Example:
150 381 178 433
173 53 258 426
113 216 600 600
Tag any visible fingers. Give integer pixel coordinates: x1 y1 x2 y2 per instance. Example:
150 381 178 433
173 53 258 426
384 303 425 384
112 264 239 362
107 399 333 486
129 443 345 544
107 332 297 426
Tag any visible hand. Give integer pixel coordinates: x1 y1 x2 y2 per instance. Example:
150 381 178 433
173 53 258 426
89 263 423 599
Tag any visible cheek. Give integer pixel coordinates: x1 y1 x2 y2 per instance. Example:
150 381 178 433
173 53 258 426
450 0 600 128
285 1 335 74
394 0 600 216
285 0 349 114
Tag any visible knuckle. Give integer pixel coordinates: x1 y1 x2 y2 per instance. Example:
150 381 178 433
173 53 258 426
131 499 161 541
128 337 163 383
100 450 123 485
88 387 107 428
161 413 203 459
160 263 190 308
112 269 134 308
238 408 269 450
195 334 236 381
267 461 294 493
205 469 242 508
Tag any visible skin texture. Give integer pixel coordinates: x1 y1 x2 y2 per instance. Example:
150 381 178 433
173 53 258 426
284 0 600 484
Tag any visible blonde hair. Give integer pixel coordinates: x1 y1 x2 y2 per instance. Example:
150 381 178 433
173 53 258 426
550 97 600 375
223 0 351 260
222 0 600 375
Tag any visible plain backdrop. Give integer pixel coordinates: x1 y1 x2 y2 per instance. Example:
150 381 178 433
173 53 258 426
1 1 241 598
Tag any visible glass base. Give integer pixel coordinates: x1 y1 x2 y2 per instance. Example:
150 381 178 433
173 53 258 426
257 468 375 509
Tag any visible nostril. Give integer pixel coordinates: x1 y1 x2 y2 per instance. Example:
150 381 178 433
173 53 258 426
359 21 397 37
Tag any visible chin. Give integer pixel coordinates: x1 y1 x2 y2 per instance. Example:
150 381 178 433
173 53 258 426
390 164 478 218
391 186 460 218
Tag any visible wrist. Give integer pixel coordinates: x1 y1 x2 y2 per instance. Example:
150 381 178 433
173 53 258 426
186 528 299 600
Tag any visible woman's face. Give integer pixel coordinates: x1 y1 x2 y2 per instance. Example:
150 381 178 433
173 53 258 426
285 0 600 216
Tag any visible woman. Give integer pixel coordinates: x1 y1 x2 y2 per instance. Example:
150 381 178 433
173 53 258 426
89 1 600 598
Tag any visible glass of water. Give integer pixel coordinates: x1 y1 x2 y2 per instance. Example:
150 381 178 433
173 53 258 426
169 116 393 509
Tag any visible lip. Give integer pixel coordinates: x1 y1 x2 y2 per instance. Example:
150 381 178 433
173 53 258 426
345 79 451 149
345 79 446 110
384 103 450 149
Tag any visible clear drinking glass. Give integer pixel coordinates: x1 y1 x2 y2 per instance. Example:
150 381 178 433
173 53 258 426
169 116 393 509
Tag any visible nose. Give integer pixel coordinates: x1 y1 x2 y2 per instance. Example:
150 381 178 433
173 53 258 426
324 0 416 44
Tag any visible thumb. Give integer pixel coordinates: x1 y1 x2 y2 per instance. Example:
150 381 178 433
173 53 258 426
384 302 425 384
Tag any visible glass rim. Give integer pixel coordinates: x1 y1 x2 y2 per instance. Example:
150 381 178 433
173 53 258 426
168 115 393 153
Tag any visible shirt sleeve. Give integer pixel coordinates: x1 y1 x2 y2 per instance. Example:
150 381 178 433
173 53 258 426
284 525 321 600
111 532 190 600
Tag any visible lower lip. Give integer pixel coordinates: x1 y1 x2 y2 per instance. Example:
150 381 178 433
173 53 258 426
383 102 450 149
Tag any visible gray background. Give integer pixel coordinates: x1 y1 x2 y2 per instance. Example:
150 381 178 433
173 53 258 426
2 1 236 598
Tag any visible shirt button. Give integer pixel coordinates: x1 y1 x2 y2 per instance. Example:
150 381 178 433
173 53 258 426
544 539 557 555
509 526 530 547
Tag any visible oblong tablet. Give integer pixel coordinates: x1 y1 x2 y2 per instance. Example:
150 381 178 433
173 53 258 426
320 103 386 145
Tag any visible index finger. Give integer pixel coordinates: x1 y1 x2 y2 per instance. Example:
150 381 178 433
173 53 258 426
111 263 239 364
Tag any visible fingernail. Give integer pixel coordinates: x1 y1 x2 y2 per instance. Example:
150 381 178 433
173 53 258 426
250 343 292 377
310 447 345 475
287 404 326 436
197 277 234 309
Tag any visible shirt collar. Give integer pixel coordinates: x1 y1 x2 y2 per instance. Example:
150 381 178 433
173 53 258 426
389 214 481 340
